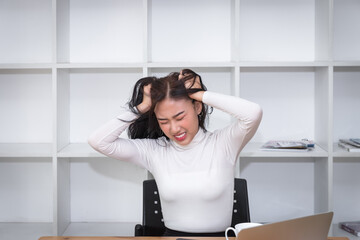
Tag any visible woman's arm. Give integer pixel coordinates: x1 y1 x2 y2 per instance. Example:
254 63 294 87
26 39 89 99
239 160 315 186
180 71 262 160
87 108 152 170
202 91 263 161
88 81 154 169
181 72 262 156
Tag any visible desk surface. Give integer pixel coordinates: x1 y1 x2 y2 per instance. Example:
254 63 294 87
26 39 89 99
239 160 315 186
39 237 348 240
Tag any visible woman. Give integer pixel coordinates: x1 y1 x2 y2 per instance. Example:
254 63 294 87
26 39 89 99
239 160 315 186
88 69 262 236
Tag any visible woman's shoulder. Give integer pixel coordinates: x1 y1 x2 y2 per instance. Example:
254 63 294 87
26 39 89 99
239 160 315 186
207 123 238 141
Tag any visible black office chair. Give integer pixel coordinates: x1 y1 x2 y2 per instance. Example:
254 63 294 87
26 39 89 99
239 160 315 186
134 178 250 236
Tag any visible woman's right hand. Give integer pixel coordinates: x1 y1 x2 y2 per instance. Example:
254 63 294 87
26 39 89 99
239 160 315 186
136 83 152 114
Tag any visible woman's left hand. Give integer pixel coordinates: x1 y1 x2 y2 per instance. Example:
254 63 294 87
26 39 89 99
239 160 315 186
179 70 204 102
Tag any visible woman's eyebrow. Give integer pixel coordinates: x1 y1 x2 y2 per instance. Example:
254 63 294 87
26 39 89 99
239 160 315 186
173 111 185 118
157 111 185 121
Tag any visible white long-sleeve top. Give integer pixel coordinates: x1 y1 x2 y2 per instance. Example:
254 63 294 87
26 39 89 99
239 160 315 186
88 91 262 233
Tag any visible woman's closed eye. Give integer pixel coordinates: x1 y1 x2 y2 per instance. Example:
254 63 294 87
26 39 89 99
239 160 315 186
159 121 169 125
176 116 185 121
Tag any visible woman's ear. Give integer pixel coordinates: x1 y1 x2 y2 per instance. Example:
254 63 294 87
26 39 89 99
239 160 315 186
194 101 203 115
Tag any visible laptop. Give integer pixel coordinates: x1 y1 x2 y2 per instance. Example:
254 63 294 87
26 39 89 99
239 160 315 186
236 212 333 240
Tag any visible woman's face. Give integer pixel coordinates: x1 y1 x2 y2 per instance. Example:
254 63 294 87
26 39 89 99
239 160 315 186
154 97 202 146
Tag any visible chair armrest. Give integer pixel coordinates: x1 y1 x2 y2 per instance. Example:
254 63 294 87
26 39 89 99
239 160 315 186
134 224 144 236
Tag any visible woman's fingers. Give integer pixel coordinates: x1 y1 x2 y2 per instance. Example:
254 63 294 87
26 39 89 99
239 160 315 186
143 84 151 97
184 75 201 89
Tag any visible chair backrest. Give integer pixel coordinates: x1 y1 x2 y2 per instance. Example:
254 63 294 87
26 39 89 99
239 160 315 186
232 178 251 226
141 179 167 236
138 178 250 236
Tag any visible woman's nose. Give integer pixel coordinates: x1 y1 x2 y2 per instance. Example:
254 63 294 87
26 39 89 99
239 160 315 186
170 121 180 133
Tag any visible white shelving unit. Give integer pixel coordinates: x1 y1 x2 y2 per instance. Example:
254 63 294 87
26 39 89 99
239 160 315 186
0 0 359 240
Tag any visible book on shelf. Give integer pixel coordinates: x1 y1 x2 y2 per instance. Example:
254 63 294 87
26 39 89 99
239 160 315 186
350 138 360 145
340 139 360 148
338 139 360 152
261 139 314 152
339 221 360 237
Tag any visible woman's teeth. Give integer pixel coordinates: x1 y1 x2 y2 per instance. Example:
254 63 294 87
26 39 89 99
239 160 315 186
175 132 186 140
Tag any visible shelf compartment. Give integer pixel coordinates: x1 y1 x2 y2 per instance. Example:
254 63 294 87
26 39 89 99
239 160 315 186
333 0 360 61
238 0 329 61
333 67 360 146
239 67 331 151
149 0 232 62
333 158 360 240
241 142 328 158
0 69 53 144
56 68 143 151
0 143 52 158
69 158 145 222
56 0 143 63
0 158 52 222
240 157 320 223
0 0 52 64
54 157 146 235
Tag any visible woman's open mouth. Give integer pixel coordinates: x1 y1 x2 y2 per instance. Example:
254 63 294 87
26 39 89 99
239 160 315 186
174 132 186 141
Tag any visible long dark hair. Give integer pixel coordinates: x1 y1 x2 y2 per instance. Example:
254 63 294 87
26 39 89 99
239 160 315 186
127 76 157 139
127 69 210 139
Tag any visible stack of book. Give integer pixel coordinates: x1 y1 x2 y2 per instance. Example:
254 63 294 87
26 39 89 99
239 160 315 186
338 138 360 152
339 221 360 236
261 139 314 152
